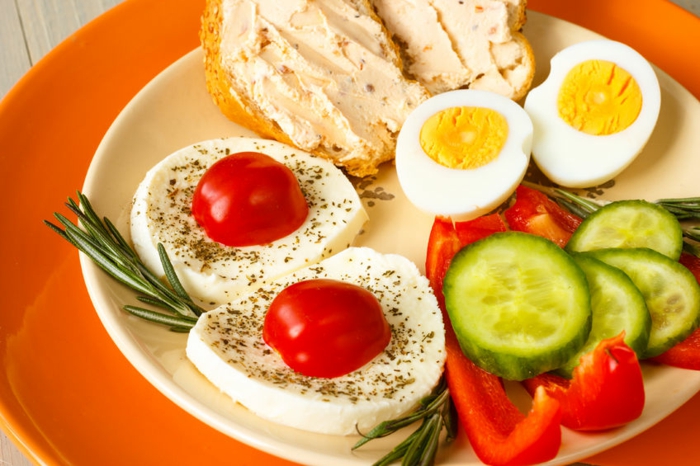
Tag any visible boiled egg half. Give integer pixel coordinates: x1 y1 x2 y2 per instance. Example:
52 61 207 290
396 89 533 221
524 39 661 188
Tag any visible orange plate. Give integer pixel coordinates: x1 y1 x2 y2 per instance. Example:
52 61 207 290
0 0 698 464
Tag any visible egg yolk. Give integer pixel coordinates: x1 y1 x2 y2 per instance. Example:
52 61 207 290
557 60 643 135
419 106 509 169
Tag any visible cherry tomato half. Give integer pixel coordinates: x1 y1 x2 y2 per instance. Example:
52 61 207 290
191 151 309 247
263 279 392 378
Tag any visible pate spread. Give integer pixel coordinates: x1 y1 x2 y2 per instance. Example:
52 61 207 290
219 0 429 171
374 0 532 98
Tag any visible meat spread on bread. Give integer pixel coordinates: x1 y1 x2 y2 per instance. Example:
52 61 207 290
201 0 534 177
374 0 534 99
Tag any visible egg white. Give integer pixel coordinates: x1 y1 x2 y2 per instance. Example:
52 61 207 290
524 39 661 188
395 89 533 221
130 137 368 306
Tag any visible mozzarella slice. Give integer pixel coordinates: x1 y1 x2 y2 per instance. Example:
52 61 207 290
130 137 368 306
186 247 446 435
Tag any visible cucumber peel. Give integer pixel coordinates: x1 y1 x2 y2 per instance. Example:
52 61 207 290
444 232 591 381
585 248 700 358
566 200 684 260
558 253 651 377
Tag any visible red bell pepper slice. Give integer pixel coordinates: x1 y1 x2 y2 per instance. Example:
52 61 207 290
426 215 562 465
653 328 700 370
455 213 508 247
425 216 462 308
504 185 582 247
522 333 645 431
650 252 700 370
445 331 562 465
680 252 700 283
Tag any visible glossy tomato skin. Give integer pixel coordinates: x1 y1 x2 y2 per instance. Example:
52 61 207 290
263 279 391 379
192 151 309 247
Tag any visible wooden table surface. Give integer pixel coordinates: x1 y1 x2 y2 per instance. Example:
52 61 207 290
1 0 699 465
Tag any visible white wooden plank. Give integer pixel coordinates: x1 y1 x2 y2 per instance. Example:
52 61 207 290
0 435 33 466
16 0 122 65
673 0 700 15
2 0 122 100
0 0 32 99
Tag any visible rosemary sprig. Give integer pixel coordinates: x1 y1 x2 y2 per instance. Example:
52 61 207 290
522 181 700 256
353 377 457 466
656 197 700 221
45 192 201 331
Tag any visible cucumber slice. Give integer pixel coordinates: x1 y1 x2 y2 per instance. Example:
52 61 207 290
444 231 591 381
585 248 700 358
566 200 683 260
558 253 651 377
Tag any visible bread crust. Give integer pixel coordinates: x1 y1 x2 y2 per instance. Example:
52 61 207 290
202 0 432 177
508 0 529 30
509 30 536 101
201 0 535 177
201 0 299 148
373 0 534 99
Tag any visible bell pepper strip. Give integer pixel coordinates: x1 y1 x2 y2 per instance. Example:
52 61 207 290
445 330 562 465
426 215 563 466
652 328 700 370
504 185 582 247
455 213 508 248
650 252 700 370
680 252 700 283
425 216 462 309
522 333 645 431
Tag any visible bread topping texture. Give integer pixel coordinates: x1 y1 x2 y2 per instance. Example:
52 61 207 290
204 0 430 177
374 0 533 98
201 0 534 177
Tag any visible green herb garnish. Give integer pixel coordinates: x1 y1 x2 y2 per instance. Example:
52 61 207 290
522 181 700 257
45 192 200 331
353 377 457 466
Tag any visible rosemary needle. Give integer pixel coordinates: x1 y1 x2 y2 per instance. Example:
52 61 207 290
522 181 700 257
45 192 201 331
353 377 456 466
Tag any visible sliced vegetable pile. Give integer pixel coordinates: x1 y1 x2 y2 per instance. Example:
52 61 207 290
370 184 700 466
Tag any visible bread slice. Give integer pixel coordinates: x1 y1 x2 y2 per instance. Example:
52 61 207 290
201 0 535 177
372 0 535 100
201 0 430 177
